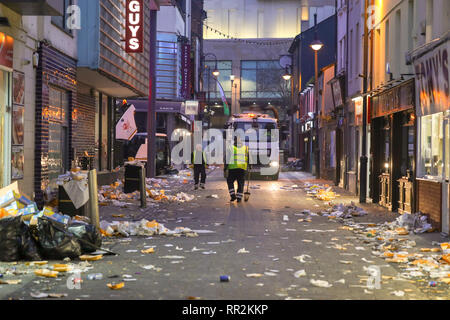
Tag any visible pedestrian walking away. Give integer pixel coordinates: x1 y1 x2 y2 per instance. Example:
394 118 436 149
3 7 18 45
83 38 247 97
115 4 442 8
191 144 207 190
224 137 249 202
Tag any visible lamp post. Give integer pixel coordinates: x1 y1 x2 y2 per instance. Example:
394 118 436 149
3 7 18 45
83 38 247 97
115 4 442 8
202 53 219 128
359 0 370 203
310 13 323 179
282 65 294 161
230 74 236 115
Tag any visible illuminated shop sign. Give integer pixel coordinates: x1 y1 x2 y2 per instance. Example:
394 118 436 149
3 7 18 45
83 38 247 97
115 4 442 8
126 0 144 53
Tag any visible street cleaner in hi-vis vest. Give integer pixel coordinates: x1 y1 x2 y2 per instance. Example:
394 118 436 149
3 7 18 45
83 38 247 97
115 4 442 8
191 144 208 190
225 136 249 202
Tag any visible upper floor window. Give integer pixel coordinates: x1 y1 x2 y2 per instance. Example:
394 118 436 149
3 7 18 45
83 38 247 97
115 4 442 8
241 60 289 99
203 60 232 99
51 0 73 34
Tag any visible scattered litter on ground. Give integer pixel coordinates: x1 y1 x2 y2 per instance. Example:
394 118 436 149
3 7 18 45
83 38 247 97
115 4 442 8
293 255 312 263
310 279 332 288
246 273 264 278
294 270 306 278
99 219 198 238
107 282 125 290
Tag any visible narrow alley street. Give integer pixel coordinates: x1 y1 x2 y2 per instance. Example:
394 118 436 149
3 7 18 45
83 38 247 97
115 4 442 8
1 169 448 300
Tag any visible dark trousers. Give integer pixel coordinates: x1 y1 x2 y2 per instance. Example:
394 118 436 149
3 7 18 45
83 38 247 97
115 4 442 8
194 165 206 185
227 168 246 199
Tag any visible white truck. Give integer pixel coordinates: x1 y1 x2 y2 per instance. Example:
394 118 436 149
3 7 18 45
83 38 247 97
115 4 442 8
225 112 280 180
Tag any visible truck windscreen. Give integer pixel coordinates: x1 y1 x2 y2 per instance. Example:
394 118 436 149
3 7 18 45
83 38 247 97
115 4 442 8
232 122 278 142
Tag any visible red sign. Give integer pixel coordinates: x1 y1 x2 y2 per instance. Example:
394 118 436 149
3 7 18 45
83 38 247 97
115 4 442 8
0 32 14 69
126 0 143 53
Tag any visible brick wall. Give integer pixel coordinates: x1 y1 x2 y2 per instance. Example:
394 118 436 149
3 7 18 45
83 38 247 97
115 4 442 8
73 91 96 159
417 179 442 231
35 43 77 207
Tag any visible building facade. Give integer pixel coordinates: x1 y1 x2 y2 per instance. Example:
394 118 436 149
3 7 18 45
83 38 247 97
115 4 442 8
331 0 449 233
289 14 337 173
406 0 450 233
203 0 335 161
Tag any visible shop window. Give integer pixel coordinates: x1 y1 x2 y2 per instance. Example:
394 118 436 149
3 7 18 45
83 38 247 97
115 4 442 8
420 113 444 177
0 70 12 187
48 86 70 187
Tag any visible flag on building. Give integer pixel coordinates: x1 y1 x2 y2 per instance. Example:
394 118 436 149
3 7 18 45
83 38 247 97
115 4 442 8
115 104 137 140
215 78 230 116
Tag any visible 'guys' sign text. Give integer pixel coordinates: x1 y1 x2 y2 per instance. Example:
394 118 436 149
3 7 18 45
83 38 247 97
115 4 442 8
126 0 144 53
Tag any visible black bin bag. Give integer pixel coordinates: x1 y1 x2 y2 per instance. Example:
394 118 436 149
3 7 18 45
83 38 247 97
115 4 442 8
68 222 102 254
19 222 41 261
34 217 81 260
0 216 21 262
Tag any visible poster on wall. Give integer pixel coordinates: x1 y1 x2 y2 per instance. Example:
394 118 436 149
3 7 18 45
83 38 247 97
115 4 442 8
12 105 24 145
11 146 24 180
13 71 25 105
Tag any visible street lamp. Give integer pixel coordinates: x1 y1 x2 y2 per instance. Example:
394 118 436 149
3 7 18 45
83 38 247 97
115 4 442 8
282 66 292 81
230 75 236 114
310 39 324 52
310 13 323 179
202 52 220 128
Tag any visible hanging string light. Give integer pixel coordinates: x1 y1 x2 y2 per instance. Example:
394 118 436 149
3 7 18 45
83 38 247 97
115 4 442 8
193 16 293 46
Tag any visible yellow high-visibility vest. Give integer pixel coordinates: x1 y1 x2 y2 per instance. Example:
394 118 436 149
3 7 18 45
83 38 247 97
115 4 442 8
228 145 248 170
193 151 207 165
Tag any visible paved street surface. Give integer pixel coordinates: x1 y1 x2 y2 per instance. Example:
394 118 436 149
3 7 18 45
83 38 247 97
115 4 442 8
1 169 449 300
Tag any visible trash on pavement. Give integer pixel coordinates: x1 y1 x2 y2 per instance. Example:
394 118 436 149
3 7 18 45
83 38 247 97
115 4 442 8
34 269 59 278
79 254 103 261
293 255 311 263
87 273 103 280
310 279 332 288
107 282 125 290
237 248 249 254
293 270 306 278
220 275 230 282
141 247 155 254
246 273 263 278
0 279 22 285
99 219 198 238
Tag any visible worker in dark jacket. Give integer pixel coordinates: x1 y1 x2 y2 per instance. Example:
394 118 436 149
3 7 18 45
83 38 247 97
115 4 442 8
191 144 207 190
225 137 249 202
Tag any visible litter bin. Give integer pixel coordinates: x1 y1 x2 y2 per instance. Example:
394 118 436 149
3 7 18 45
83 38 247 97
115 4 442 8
124 164 146 208
79 156 94 171
58 186 86 217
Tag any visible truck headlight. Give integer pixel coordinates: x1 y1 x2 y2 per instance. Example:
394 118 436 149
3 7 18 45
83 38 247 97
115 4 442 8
270 161 279 167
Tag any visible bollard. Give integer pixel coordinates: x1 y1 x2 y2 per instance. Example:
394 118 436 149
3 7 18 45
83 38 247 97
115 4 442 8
88 169 100 229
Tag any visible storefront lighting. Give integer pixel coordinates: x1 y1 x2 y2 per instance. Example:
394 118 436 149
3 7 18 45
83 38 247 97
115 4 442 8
212 69 220 77
230 74 235 81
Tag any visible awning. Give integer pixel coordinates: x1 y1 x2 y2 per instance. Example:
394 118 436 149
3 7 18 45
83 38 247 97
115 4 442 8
1 0 63 16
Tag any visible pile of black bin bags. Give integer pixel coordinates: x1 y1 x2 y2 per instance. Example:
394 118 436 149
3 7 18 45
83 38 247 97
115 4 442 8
0 216 102 262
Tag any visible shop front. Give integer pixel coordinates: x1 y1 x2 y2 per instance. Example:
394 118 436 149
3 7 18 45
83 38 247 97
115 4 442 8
299 118 315 173
0 31 13 188
370 79 416 213
34 42 77 207
298 87 315 173
409 33 449 232
318 65 338 182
